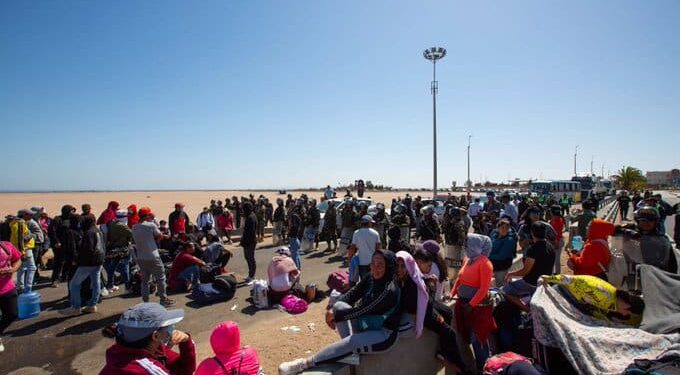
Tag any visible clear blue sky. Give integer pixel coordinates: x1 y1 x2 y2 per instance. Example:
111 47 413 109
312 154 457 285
1 1 679 191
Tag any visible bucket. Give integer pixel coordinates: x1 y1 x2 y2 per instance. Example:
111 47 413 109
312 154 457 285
18 291 41 320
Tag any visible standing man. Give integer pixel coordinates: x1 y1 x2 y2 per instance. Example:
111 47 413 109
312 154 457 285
324 185 334 200
20 209 44 285
240 202 257 283
349 215 381 280
10 210 37 293
273 198 286 246
500 193 518 225
617 191 632 221
559 194 572 217
196 207 215 240
59 216 104 315
287 201 305 269
48 205 79 287
132 207 174 307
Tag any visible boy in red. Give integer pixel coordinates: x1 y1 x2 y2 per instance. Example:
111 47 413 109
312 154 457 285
167 242 206 292
549 205 566 274
568 219 614 280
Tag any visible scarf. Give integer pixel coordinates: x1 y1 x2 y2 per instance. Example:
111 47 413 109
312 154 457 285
396 251 428 338
466 233 492 265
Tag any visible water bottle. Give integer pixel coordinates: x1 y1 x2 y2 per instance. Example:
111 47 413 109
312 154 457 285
571 236 584 252
18 290 41 319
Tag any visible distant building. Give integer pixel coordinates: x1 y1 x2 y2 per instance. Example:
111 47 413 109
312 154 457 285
646 169 680 186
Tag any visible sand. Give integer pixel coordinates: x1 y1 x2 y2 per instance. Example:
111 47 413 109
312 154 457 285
0 189 455 219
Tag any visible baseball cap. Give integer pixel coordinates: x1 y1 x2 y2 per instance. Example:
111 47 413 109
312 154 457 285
115 209 128 218
361 214 375 223
138 207 154 218
116 303 184 343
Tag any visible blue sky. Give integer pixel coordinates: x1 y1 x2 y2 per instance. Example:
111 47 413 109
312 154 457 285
1 1 679 191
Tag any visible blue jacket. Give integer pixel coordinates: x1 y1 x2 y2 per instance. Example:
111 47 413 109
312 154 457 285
489 229 517 261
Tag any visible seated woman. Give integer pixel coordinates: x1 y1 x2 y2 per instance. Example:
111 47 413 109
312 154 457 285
267 247 314 303
567 219 614 280
488 218 517 287
541 274 644 326
202 234 232 269
414 240 450 302
451 233 496 373
195 321 263 375
396 251 467 374
167 242 206 292
278 250 401 375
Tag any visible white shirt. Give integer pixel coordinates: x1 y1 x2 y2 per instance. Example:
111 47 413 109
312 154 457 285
502 201 519 224
352 227 381 265
270 273 293 292
469 202 483 217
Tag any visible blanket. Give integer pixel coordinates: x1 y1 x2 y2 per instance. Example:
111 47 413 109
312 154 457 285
639 264 680 334
531 285 680 375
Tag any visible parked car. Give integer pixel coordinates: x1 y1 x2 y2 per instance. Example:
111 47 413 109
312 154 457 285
317 198 374 231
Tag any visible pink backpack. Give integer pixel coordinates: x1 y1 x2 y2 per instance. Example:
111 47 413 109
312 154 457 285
326 270 350 293
483 352 532 374
281 294 308 314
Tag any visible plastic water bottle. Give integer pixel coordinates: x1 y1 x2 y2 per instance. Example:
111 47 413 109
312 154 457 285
571 236 584 252
18 291 41 319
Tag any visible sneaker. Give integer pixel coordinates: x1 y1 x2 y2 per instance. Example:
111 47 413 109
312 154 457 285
58 307 82 316
160 298 176 307
0 338 4 353
111 286 120 292
82 305 98 314
278 358 309 375
100 288 110 297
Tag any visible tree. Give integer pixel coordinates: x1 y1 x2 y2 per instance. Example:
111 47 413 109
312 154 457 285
612 166 646 191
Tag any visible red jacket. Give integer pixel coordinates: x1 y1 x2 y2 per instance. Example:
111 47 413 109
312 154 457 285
570 219 614 276
99 337 196 375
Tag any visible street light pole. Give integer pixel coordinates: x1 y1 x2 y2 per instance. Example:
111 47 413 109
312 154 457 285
423 47 446 198
467 135 472 193
573 145 579 176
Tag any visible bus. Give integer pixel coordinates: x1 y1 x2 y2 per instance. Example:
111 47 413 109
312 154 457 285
571 175 595 200
530 180 582 202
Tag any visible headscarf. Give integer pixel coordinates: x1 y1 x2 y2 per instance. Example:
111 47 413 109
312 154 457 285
115 209 128 224
418 240 440 256
127 204 140 228
396 251 428 338
97 201 120 225
465 233 492 264
371 250 396 287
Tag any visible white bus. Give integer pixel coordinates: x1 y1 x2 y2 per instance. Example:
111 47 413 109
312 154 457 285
530 180 582 202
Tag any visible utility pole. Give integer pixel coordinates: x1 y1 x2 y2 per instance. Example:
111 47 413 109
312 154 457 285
573 145 579 176
467 135 472 193
591 156 594 176
423 47 446 198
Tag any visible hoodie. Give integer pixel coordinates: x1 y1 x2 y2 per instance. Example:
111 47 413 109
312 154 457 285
194 321 261 375
100 337 196 375
97 201 120 226
127 205 140 229
570 219 614 276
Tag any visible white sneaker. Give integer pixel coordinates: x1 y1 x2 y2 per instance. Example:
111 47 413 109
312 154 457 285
111 286 120 292
100 288 110 297
0 338 4 353
278 358 309 375
58 307 82 316
82 305 98 313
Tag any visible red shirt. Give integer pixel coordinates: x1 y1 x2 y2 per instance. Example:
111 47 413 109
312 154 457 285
550 217 565 239
168 252 202 290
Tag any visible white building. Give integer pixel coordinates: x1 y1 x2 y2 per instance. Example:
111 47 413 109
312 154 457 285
646 169 680 186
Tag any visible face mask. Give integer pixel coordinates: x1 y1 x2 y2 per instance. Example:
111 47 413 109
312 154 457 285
161 325 174 345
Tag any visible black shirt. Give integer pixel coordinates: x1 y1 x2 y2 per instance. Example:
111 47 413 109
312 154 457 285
523 240 555 285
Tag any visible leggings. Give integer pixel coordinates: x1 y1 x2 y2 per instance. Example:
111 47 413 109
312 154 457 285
0 289 19 335
313 301 399 365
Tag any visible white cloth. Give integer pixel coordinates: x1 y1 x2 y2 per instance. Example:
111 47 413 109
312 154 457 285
469 202 483 217
502 201 519 224
352 228 381 265
270 272 293 292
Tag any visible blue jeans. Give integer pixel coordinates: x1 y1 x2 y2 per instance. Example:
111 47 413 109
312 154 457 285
471 331 490 373
178 265 200 289
289 237 301 269
16 250 37 291
104 257 130 289
69 266 101 308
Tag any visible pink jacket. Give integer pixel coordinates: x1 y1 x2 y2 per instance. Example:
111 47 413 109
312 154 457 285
195 321 261 375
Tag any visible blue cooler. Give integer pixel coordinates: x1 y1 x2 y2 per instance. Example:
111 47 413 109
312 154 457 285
18 291 41 319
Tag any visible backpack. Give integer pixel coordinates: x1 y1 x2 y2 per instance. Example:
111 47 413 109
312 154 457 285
280 294 308 314
199 264 224 284
483 352 533 374
326 270 350 293
212 274 238 300
191 283 233 306
250 279 269 309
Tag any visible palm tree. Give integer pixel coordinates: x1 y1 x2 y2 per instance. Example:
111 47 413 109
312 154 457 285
612 166 646 191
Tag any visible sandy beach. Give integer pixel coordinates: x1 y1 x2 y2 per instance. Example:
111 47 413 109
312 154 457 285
0 189 457 219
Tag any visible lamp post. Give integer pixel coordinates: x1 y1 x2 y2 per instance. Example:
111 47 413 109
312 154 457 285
467 135 472 193
423 46 446 198
573 145 579 176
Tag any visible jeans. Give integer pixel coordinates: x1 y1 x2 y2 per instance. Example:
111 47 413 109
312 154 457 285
16 250 37 291
137 256 168 302
0 289 18 335
243 244 256 278
178 265 200 288
470 331 490 373
104 257 130 289
68 266 101 308
312 301 399 365
51 246 67 283
289 237 301 270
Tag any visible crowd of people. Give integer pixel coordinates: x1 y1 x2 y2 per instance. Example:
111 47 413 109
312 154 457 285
0 188 678 374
